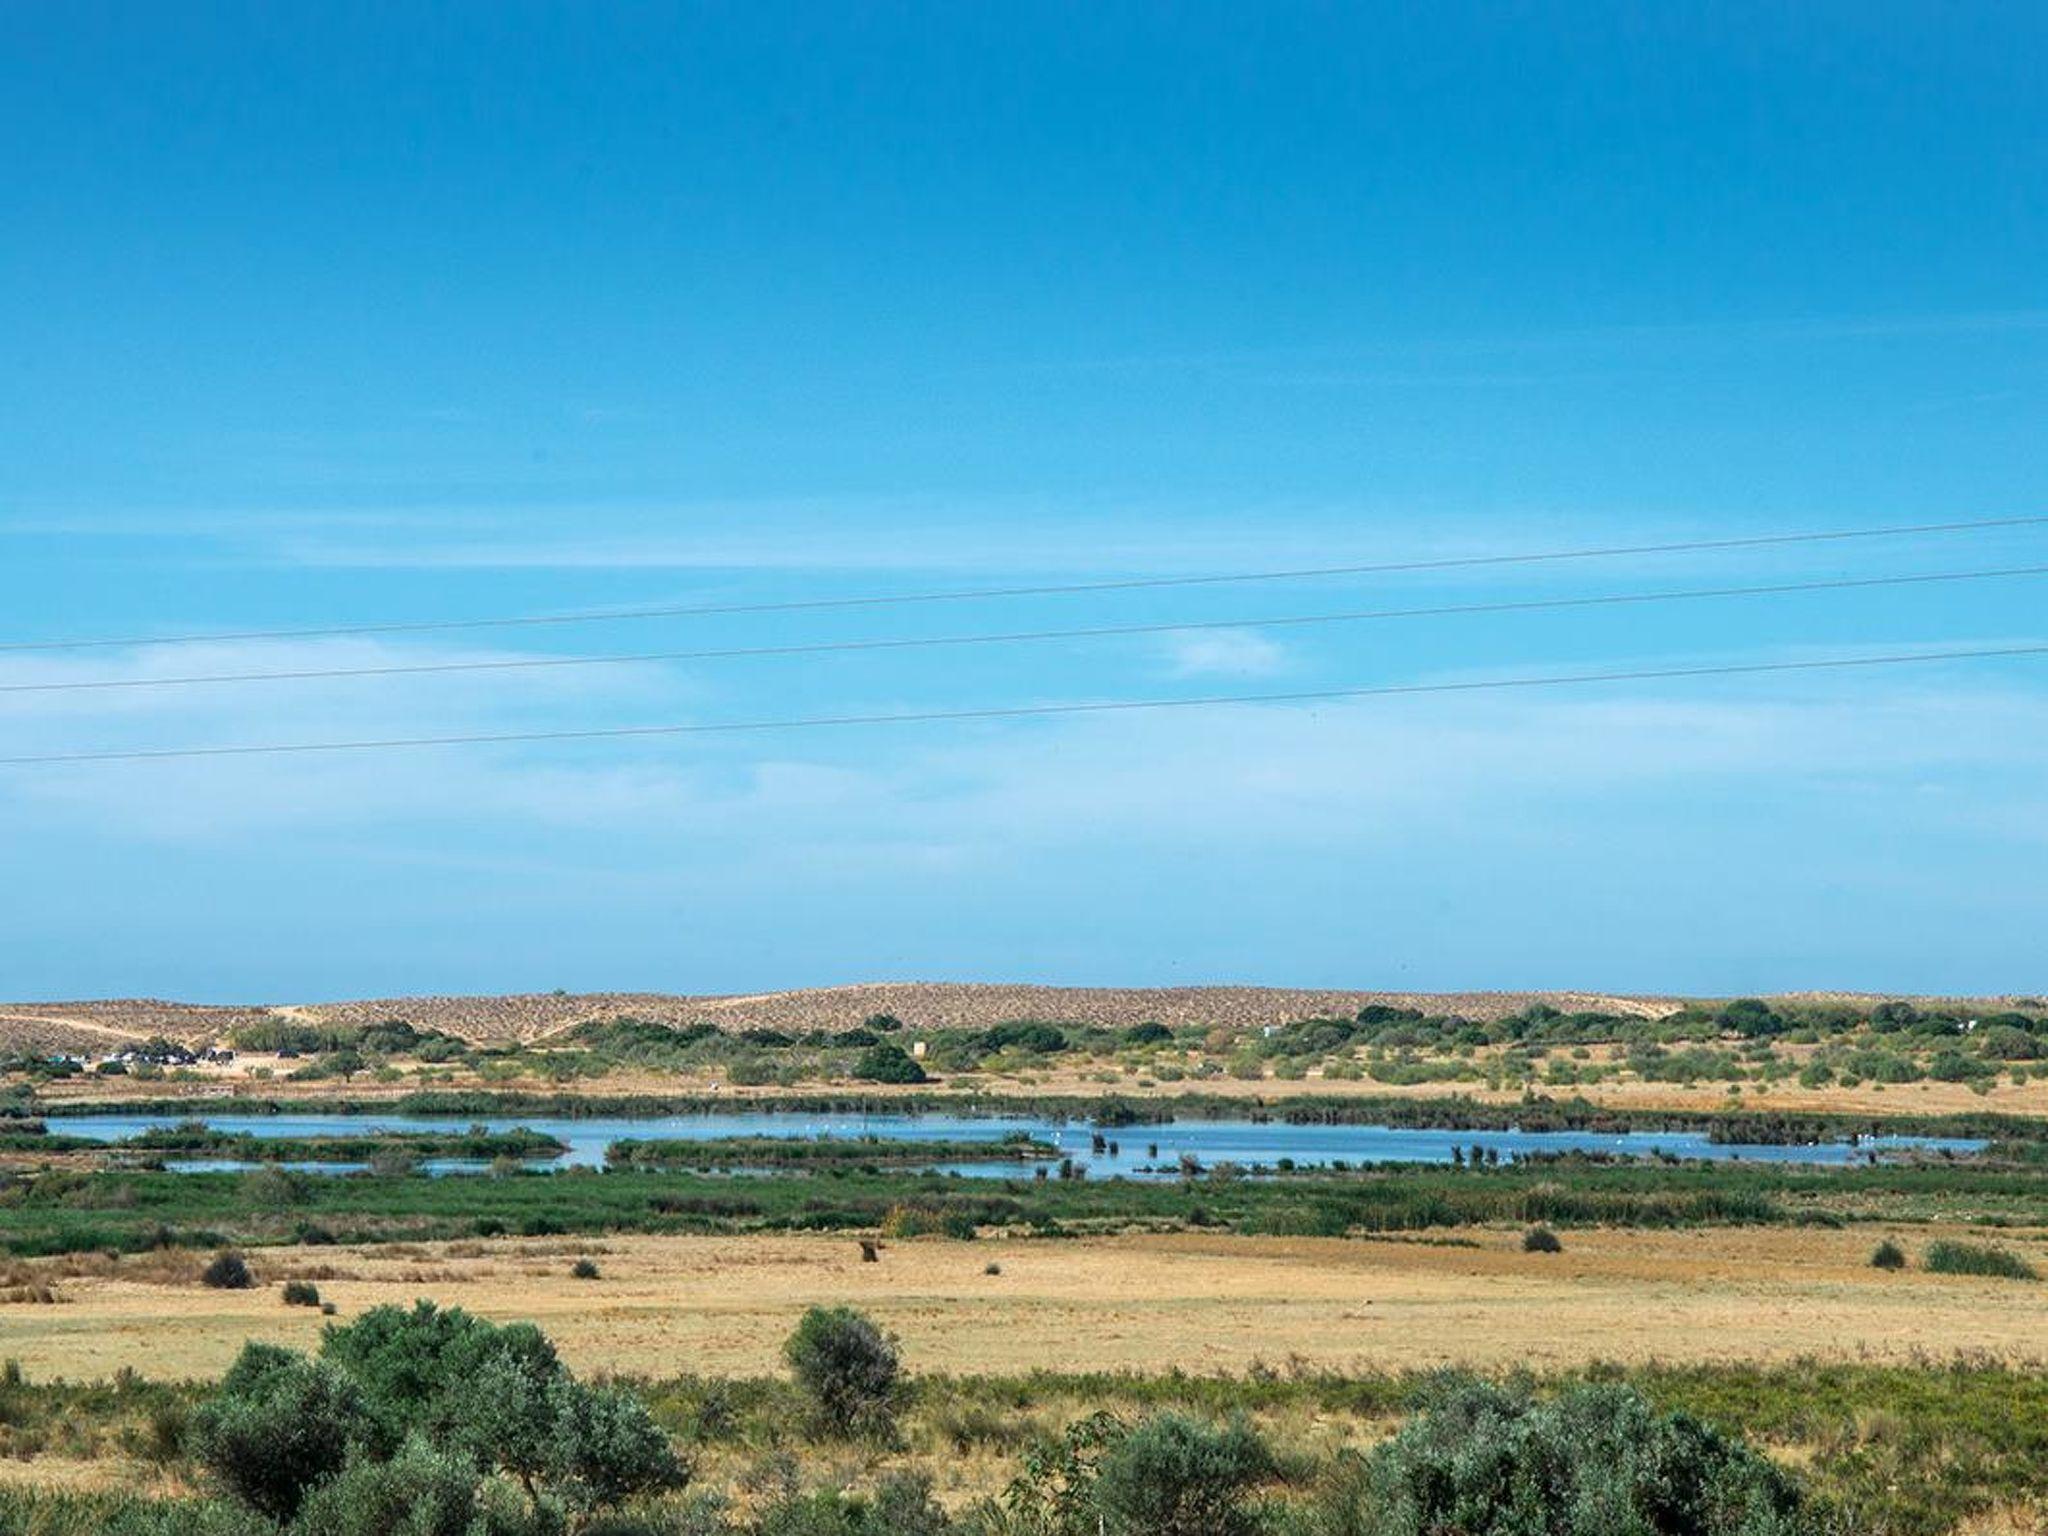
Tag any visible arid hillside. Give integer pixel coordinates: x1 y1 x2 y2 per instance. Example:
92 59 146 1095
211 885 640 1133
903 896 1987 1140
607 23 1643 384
1 982 2037 1052
0 984 1698 1050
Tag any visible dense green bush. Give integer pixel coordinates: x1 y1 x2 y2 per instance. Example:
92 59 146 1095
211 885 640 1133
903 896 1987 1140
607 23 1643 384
287 1437 553 1536
1089 1414 1273 1536
783 1306 902 1439
1522 1226 1563 1254
1313 1376 1809 1536
190 1347 378 1521
851 1044 928 1084
192 1305 681 1527
1869 1240 1907 1271
995 1410 1271 1536
973 1022 1070 1056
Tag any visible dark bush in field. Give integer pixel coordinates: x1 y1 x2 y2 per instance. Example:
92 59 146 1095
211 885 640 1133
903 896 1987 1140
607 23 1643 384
1869 1240 1907 1271
1316 1376 1808 1536
974 1022 1070 1055
571 1257 601 1279
784 1306 902 1439
1923 1241 2037 1279
200 1251 253 1290
281 1280 322 1306
1522 1226 1563 1253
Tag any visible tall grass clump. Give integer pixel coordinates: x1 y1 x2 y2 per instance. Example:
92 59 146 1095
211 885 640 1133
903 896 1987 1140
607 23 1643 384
1868 1240 1906 1271
1923 1240 2037 1279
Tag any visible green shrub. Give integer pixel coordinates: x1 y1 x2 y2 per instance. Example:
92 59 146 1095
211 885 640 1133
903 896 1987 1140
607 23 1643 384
1090 1414 1272 1536
282 1280 322 1307
571 1258 601 1280
783 1306 902 1439
852 1044 928 1084
1522 1226 1563 1254
547 1381 688 1510
284 1438 530 1536
191 1303 681 1526
190 1346 377 1522
1923 1241 2037 1279
1869 1240 1907 1271
1316 1375 1808 1536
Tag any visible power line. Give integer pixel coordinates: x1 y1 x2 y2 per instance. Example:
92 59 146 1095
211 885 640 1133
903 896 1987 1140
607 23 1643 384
8 561 2047 695
4 511 2045 655
5 641 2043 766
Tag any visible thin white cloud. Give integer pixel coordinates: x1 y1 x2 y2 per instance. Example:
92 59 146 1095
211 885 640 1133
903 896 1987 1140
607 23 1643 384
1158 629 1289 678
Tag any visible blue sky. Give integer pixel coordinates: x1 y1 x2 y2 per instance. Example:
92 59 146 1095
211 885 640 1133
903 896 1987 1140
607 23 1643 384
3 3 2045 1001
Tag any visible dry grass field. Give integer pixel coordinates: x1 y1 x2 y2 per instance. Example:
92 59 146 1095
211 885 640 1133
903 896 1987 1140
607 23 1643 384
3 1224 2043 1385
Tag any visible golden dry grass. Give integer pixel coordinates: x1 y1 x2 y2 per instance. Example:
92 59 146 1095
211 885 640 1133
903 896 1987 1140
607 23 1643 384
3 1224 2044 1385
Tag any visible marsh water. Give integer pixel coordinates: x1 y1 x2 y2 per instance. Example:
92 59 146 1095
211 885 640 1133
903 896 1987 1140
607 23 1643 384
52 1108 1983 1177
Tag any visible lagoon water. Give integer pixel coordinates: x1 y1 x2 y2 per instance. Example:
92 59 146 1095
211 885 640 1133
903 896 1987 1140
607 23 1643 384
51 1109 1983 1178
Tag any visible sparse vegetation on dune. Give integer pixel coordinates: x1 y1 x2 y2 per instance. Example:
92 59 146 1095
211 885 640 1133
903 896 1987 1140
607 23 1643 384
10 992 2046 1120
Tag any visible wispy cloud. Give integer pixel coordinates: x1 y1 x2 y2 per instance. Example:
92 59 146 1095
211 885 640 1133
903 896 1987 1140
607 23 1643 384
7 649 2046 861
1158 629 1289 678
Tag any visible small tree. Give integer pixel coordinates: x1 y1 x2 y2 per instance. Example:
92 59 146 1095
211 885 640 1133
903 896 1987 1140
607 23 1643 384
783 1306 902 1438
